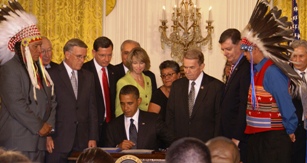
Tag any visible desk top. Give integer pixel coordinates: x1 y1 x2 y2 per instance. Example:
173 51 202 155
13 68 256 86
68 151 166 161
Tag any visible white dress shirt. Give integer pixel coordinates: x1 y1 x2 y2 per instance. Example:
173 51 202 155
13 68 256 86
189 72 204 103
63 61 78 83
94 58 109 118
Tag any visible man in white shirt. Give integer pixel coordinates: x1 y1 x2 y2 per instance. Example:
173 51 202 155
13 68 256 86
166 49 224 143
46 38 98 163
82 36 117 147
41 36 57 69
290 39 307 163
105 85 174 150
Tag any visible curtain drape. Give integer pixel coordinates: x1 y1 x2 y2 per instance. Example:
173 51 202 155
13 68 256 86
0 0 103 63
274 0 306 40
0 0 305 64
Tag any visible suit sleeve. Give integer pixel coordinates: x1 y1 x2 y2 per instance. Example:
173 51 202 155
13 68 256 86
0 63 44 134
233 68 250 140
156 115 175 148
46 94 57 129
166 83 176 134
214 81 224 137
105 123 116 147
88 73 99 140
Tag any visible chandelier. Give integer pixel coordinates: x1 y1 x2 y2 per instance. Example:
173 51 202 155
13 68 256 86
159 0 213 63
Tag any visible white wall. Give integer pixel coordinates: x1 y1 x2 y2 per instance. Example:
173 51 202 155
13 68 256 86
104 0 257 87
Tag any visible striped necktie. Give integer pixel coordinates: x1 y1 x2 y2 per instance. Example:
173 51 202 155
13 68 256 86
71 70 78 99
129 118 137 149
301 72 306 83
188 81 196 117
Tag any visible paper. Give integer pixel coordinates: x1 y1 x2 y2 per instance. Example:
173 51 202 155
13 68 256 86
101 147 122 153
121 149 153 154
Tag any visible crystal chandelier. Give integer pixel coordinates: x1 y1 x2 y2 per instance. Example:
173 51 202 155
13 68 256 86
159 0 213 63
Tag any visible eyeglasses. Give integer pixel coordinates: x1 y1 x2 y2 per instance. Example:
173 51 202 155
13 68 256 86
70 52 88 60
160 72 176 79
42 48 52 54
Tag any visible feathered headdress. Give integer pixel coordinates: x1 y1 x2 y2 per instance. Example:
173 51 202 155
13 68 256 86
0 0 54 100
241 0 304 94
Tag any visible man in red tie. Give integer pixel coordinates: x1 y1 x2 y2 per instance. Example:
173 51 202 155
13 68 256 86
83 36 117 147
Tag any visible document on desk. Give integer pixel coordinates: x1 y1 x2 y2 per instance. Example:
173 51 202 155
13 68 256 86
121 149 153 154
101 147 122 153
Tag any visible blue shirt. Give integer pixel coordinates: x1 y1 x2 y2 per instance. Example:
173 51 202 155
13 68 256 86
254 58 298 134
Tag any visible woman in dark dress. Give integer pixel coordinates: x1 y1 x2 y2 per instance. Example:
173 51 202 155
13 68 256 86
148 60 180 121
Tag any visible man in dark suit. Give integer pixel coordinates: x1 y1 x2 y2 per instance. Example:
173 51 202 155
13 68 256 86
114 40 157 91
219 28 250 163
166 49 224 143
82 36 117 147
290 39 307 163
46 38 98 163
105 85 174 150
41 36 58 69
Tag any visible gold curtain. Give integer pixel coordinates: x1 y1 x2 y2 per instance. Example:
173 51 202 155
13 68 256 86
273 0 306 40
0 0 103 63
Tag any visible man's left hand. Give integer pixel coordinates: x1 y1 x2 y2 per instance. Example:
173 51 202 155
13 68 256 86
232 138 240 147
88 140 97 148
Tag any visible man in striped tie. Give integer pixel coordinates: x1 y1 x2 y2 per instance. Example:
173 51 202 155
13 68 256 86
46 39 98 163
219 28 250 163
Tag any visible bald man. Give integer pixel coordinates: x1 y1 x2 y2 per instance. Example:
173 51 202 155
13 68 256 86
206 136 240 163
41 36 57 69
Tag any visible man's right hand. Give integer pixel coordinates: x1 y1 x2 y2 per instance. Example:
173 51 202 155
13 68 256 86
118 140 135 150
46 136 54 153
289 133 296 142
38 123 52 136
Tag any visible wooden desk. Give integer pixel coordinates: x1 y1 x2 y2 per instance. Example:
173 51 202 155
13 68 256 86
68 151 166 162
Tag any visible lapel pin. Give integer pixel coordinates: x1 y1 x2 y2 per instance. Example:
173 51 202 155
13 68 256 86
201 86 204 89
142 122 145 125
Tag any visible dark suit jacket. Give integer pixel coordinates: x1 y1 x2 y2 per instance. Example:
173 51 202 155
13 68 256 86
220 57 250 141
48 62 98 152
166 72 224 142
291 86 306 163
82 60 117 146
105 110 175 150
45 61 58 69
114 62 157 91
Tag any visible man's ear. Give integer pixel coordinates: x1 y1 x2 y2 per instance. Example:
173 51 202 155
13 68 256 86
200 63 205 70
137 97 142 106
92 49 96 57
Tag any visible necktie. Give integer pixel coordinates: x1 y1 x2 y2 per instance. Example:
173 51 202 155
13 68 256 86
230 65 235 74
71 70 78 99
129 118 137 149
228 65 235 80
102 67 111 122
188 81 196 117
301 72 307 83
